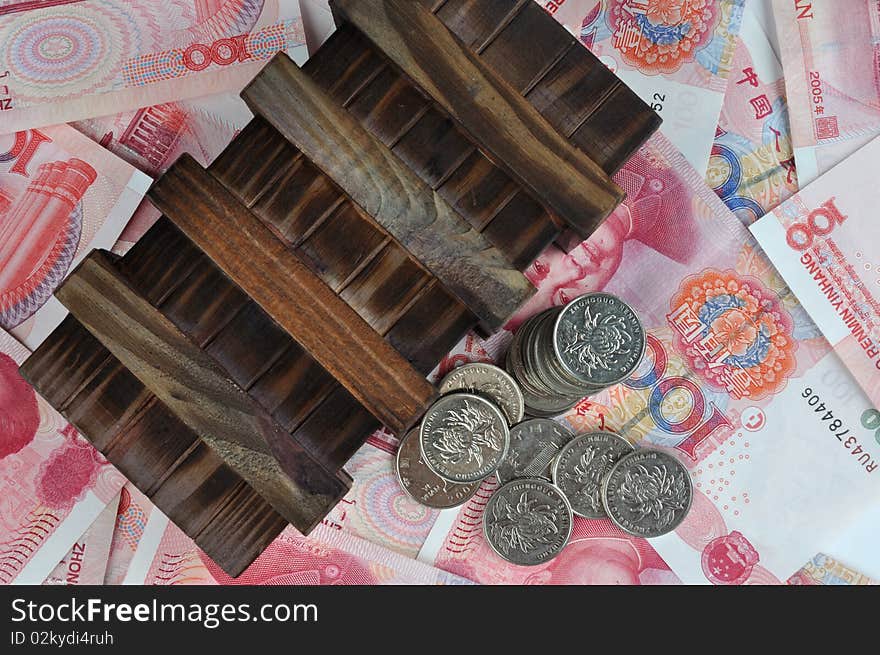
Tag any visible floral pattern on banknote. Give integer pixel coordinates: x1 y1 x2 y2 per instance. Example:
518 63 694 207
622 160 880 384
0 329 125 584
114 486 147 551
0 350 105 512
488 491 561 556
34 432 105 511
0 1 306 133
667 270 797 400
323 438 440 558
605 0 721 74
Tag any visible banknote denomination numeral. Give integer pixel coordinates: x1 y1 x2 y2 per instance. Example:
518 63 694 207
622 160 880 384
183 34 254 72
785 197 846 250
626 334 733 460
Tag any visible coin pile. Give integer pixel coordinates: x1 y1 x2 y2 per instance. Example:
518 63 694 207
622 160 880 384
506 293 647 417
484 433 692 566
396 362 523 509
394 294 693 567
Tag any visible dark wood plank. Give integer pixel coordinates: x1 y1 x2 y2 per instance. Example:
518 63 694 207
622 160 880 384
290 387 380 469
479 2 572 93
149 154 437 435
51 251 350 536
194 488 290 578
19 317 290 576
242 54 534 331
332 0 624 237
386 281 476 373
434 0 661 176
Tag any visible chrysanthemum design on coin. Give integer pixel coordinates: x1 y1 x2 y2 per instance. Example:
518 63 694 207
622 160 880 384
438 362 524 425
395 428 479 509
419 393 509 483
495 418 574 484
602 449 693 537
483 478 573 566
552 432 634 519
553 293 646 387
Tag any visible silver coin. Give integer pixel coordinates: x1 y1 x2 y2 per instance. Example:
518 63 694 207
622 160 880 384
396 428 480 509
602 449 693 538
438 362 524 425
553 293 646 387
521 393 580 418
506 310 583 417
419 392 510 483
551 432 635 518
528 313 581 394
496 419 574 484
483 478 573 566
514 355 581 418
507 311 553 389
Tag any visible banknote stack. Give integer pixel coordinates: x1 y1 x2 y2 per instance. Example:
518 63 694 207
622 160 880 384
2 0 880 588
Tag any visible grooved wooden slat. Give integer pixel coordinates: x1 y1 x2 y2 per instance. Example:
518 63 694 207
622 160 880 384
49 251 350 536
331 0 624 237
149 154 437 434
20 317 290 577
241 54 533 330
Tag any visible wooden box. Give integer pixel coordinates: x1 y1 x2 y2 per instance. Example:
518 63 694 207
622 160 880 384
20 0 660 576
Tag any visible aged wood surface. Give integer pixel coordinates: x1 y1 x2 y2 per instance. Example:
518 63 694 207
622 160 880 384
116 216 385 472
19 316 290 577
149 154 437 435
345 0 661 176
296 24 561 269
241 54 534 330
331 0 625 237
208 119 479 359
49 251 351 538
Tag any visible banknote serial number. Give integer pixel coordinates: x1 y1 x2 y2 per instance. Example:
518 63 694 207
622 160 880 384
802 387 877 473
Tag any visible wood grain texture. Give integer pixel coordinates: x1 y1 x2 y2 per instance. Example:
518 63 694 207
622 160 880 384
428 0 661 175
241 54 534 331
50 251 350 537
149 154 437 435
331 0 625 236
19 316 290 577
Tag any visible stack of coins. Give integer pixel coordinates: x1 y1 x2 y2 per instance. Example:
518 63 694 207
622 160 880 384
393 294 693 568
506 293 647 417
396 362 523 509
